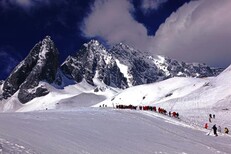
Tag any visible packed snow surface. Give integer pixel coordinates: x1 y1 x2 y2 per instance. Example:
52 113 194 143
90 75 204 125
1 108 231 154
1 64 231 153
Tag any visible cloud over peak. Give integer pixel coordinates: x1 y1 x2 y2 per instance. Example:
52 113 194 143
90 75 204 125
82 0 231 67
152 0 231 67
82 0 153 51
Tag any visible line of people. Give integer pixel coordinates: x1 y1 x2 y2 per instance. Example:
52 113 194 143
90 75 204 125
115 104 180 119
103 104 229 137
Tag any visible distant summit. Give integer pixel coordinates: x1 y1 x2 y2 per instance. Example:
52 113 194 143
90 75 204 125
1 36 59 103
0 37 223 104
61 39 128 88
61 40 222 88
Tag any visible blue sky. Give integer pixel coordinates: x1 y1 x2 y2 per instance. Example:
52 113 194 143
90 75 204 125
0 0 230 80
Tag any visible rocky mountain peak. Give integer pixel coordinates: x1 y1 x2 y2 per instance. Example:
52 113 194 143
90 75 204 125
41 36 56 51
61 39 128 88
81 39 107 56
61 39 223 89
42 35 52 42
110 42 144 60
84 39 100 46
1 36 59 104
113 42 136 53
116 42 135 51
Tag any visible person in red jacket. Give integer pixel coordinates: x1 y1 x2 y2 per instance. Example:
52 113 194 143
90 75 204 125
204 123 208 129
172 112 176 117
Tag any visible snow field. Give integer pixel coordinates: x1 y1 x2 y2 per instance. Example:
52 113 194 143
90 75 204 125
0 108 231 154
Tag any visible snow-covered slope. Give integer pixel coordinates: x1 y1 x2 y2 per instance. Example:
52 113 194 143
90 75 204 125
0 55 231 153
0 79 120 112
97 65 231 129
0 108 231 154
96 77 206 107
99 65 231 109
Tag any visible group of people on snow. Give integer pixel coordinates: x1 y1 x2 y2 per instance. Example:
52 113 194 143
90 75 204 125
114 104 180 119
102 104 229 136
99 104 107 107
205 113 229 136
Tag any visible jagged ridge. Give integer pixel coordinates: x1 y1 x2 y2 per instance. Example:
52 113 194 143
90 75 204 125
0 38 223 104
61 40 222 88
61 40 128 89
1 36 59 103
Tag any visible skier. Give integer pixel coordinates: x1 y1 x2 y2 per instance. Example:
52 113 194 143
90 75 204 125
209 114 212 119
153 106 156 112
224 127 229 134
204 123 208 129
176 112 179 118
212 124 218 136
218 126 221 133
213 114 215 119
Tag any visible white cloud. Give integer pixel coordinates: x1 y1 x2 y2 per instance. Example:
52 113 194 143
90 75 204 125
151 0 231 67
81 0 154 51
82 0 231 67
141 0 168 13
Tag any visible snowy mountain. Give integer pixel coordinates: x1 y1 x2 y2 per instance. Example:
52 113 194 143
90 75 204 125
61 40 128 89
0 37 223 106
62 40 221 88
0 39 231 154
1 36 59 104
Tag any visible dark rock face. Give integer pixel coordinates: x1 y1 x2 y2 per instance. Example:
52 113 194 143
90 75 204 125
62 41 222 88
109 44 162 85
61 40 128 89
110 43 222 85
2 36 59 103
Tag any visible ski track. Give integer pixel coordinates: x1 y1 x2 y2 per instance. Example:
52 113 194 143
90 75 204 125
0 138 37 154
0 108 231 154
